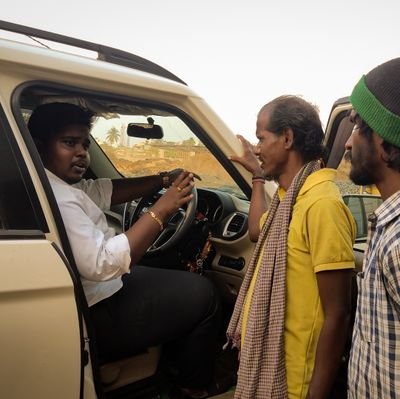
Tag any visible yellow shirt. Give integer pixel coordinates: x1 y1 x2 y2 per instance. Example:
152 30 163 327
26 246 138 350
241 168 356 398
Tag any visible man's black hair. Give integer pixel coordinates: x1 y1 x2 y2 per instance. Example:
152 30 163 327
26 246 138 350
260 95 325 162
350 112 374 140
28 102 94 141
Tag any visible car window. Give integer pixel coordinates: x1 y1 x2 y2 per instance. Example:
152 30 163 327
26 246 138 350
91 110 246 199
0 110 45 232
343 195 382 240
343 196 367 238
325 109 383 239
363 196 382 216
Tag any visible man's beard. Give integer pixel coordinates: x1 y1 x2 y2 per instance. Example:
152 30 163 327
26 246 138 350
346 150 378 186
349 168 376 186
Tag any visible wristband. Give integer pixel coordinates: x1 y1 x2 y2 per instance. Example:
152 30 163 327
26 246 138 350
158 171 170 188
145 210 163 231
252 175 265 183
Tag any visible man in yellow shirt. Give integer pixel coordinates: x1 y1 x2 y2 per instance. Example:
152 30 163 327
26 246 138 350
227 95 356 399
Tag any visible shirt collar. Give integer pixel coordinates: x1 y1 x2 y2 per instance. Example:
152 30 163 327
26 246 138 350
45 168 69 186
278 168 337 200
374 190 400 227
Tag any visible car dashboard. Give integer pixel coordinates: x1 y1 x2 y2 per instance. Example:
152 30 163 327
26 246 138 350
123 188 249 241
104 187 255 303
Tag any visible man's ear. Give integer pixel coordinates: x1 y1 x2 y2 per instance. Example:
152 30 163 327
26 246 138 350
377 134 392 164
373 133 386 156
282 128 294 150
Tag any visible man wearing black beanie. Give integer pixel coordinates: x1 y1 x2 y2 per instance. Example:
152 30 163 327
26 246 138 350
345 58 400 398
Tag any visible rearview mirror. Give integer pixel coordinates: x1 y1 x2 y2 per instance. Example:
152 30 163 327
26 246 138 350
127 123 164 139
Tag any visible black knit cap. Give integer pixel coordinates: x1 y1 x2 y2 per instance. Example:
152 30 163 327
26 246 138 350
350 58 400 147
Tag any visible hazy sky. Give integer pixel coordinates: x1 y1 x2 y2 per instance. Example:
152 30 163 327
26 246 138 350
2 0 400 141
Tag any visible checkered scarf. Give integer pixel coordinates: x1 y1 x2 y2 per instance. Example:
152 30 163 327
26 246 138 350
226 161 321 399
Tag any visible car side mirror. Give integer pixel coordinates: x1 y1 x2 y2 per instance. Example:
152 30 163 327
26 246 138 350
127 123 163 139
342 194 382 240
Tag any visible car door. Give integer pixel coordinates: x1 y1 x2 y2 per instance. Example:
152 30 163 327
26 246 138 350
0 106 84 398
324 97 382 270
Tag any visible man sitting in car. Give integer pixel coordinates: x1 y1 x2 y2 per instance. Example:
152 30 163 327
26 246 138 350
28 102 224 399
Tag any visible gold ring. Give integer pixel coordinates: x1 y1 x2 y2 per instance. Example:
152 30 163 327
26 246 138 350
177 186 182 192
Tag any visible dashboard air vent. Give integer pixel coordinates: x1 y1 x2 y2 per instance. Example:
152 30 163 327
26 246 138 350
223 212 247 238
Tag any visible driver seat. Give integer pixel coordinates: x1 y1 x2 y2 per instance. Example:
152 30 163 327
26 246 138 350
100 346 161 391
97 215 163 391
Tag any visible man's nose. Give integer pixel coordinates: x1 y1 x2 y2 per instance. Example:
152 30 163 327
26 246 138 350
345 132 353 150
76 144 88 156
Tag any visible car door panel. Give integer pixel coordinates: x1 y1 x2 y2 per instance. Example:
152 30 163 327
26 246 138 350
0 239 81 398
0 101 83 398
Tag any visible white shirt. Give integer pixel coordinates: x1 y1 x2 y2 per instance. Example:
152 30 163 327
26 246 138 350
46 170 131 306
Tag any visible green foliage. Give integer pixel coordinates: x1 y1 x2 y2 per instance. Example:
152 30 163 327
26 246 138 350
105 126 120 146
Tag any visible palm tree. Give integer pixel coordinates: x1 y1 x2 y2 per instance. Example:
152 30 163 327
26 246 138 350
105 127 120 146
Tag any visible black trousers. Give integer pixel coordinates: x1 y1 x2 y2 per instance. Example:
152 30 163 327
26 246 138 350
89 266 221 389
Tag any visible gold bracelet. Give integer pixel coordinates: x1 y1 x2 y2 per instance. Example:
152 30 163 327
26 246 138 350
145 210 163 231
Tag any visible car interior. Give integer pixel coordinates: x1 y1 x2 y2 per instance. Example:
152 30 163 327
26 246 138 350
15 83 254 398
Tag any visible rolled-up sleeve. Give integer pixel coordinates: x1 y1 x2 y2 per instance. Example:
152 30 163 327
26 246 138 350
59 189 131 282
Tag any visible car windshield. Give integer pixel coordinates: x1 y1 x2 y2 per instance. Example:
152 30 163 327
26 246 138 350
91 111 246 199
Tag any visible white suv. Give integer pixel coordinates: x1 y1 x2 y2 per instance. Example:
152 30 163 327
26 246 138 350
0 20 376 399
0 20 260 399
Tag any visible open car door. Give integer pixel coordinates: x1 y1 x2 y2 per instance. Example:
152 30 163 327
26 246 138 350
0 106 84 398
324 97 382 270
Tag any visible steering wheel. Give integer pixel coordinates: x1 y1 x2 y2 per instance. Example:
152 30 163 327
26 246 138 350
124 187 198 255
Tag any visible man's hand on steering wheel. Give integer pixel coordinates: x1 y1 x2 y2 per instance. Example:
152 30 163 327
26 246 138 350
162 168 201 188
124 170 198 256
152 171 194 219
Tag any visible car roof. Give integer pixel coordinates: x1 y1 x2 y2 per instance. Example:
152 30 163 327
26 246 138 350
0 21 202 111
0 20 186 85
